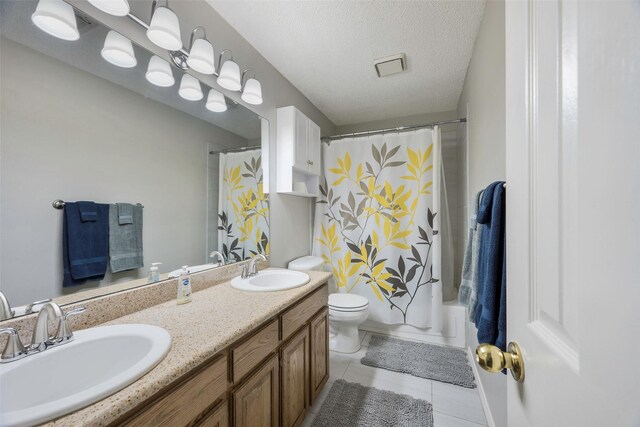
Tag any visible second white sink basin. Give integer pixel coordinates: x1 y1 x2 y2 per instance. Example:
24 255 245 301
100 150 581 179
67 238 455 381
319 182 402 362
231 268 310 292
0 324 171 427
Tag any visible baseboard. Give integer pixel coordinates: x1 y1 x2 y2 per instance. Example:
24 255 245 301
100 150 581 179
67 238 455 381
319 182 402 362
359 302 466 348
467 346 496 427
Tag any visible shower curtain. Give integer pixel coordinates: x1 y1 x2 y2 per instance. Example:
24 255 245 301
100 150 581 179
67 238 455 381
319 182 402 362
218 149 269 262
312 128 452 329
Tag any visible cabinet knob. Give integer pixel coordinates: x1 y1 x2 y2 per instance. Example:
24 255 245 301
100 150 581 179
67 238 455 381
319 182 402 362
308 160 314 166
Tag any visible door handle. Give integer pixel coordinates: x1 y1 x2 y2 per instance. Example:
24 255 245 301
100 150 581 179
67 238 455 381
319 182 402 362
475 341 525 383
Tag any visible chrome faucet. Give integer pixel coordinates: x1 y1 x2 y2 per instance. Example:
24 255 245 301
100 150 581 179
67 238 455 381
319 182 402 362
31 302 64 351
242 254 267 278
0 291 14 321
24 298 52 315
0 302 85 363
209 251 226 266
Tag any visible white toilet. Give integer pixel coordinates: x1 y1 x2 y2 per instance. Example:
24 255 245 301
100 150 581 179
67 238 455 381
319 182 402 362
289 256 370 354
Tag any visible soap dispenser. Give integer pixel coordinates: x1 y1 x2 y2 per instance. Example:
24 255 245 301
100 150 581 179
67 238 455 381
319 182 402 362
177 266 192 305
149 262 162 283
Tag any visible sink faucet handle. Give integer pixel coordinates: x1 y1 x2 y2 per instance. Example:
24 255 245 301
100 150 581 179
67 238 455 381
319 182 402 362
56 307 86 342
0 327 27 363
24 298 53 315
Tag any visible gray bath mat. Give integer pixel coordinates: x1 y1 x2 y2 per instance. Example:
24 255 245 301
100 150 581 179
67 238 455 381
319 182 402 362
312 379 433 427
361 335 477 388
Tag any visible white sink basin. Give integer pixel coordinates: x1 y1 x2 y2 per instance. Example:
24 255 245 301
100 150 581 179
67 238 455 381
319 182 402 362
0 324 171 427
231 268 310 292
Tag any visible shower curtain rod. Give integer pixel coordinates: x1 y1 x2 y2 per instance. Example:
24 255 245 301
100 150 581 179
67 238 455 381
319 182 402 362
322 118 467 142
209 145 260 155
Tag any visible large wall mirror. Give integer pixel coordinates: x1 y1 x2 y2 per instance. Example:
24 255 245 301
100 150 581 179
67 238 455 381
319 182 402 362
0 0 269 315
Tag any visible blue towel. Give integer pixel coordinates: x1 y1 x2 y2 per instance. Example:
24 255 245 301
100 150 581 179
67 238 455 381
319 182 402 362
475 181 506 351
77 201 97 222
63 202 109 287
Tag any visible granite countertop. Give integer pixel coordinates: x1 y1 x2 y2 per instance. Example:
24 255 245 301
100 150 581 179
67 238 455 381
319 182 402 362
45 270 332 426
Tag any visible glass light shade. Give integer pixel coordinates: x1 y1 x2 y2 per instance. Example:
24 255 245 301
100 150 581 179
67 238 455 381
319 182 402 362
241 78 263 105
145 55 174 87
146 6 182 51
179 74 203 101
206 89 227 112
31 0 79 41
87 0 130 16
101 30 136 68
186 38 215 75
217 59 241 91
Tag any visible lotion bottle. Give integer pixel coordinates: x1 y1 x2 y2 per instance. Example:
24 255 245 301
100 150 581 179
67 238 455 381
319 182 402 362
149 262 162 283
177 265 192 305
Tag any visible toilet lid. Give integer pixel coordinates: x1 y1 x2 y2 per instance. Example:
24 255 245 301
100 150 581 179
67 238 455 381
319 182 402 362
328 293 369 311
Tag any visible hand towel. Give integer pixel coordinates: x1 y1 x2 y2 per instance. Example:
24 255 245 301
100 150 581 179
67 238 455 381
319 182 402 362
77 201 97 222
117 203 134 225
475 181 506 351
109 203 143 273
63 202 109 287
458 190 484 321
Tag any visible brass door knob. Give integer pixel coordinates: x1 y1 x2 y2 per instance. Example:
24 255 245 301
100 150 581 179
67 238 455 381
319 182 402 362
475 341 525 383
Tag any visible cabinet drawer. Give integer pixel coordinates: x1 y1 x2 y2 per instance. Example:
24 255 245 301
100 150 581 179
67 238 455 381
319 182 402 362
281 284 328 341
231 319 279 383
125 354 227 427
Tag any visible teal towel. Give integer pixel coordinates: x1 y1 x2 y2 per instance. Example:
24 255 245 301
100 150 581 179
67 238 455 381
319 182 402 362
109 203 143 273
117 203 134 225
458 190 483 321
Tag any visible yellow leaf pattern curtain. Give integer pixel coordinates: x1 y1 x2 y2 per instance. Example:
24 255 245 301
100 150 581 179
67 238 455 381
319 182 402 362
218 149 269 262
312 128 451 329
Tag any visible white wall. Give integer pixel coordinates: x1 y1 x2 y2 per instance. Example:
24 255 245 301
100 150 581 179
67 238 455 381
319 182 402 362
82 0 337 269
0 38 247 305
456 1 507 426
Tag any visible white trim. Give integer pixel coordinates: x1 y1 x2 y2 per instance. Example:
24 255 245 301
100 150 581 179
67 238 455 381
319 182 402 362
467 346 496 427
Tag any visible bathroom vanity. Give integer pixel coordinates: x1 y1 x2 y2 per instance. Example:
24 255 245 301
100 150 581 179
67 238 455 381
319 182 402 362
23 269 333 427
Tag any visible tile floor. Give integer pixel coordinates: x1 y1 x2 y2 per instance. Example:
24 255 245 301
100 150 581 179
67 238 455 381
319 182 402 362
301 331 488 427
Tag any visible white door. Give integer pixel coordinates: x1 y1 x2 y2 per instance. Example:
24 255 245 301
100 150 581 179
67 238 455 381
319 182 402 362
307 120 321 176
506 1 640 426
293 108 309 171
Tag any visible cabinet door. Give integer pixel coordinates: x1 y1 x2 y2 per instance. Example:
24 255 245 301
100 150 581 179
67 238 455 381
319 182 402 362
309 308 329 402
232 355 279 427
280 327 310 427
198 402 228 427
307 120 321 176
292 109 309 171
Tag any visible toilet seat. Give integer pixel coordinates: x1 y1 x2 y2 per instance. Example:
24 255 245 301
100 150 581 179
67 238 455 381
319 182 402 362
328 293 369 312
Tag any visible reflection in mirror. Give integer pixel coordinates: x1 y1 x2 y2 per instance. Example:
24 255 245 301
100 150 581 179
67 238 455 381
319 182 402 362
0 0 269 316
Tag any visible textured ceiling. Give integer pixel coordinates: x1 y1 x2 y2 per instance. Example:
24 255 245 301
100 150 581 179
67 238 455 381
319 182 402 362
207 0 485 126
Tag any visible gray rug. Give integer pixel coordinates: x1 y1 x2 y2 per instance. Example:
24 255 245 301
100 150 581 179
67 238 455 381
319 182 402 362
361 335 477 388
312 379 433 427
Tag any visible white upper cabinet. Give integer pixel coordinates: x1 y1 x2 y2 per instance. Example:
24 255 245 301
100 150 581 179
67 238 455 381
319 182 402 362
277 106 321 197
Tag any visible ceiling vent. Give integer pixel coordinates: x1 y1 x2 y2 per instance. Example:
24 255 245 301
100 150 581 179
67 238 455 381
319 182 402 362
374 53 407 78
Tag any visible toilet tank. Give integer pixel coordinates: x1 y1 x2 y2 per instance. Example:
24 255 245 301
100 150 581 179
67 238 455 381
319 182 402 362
288 256 324 271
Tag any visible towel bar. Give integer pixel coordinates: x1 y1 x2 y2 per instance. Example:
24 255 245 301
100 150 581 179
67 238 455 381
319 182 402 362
52 200 144 210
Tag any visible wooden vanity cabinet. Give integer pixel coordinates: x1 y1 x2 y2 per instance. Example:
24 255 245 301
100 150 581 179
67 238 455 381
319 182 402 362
197 401 229 427
232 354 279 427
280 327 310 427
113 283 329 427
309 308 329 403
